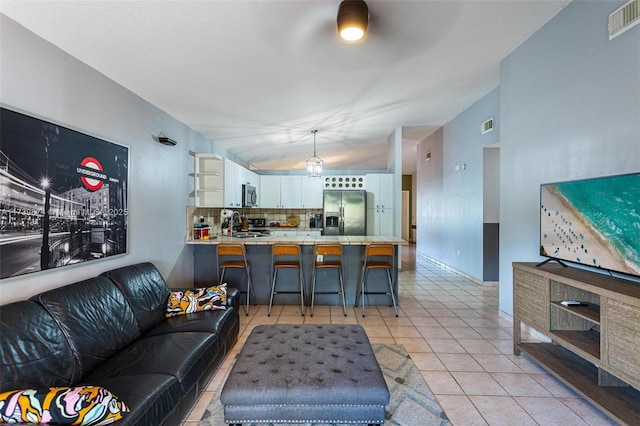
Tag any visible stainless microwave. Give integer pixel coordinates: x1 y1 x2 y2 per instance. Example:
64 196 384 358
242 184 257 207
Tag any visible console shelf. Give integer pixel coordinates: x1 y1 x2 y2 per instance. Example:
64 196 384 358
513 262 640 425
518 343 640 425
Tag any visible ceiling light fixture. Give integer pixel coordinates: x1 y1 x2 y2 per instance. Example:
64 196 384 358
337 0 369 42
306 130 323 178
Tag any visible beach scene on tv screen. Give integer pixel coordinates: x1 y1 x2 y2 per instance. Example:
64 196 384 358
540 174 640 277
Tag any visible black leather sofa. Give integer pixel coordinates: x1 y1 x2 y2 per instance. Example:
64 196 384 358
0 262 240 426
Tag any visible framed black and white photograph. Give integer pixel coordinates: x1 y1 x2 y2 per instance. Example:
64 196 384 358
0 107 129 279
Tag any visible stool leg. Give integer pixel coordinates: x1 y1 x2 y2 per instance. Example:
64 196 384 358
361 269 367 317
244 266 251 316
299 267 305 316
386 269 399 317
268 269 277 316
338 266 347 316
310 266 316 317
220 268 226 285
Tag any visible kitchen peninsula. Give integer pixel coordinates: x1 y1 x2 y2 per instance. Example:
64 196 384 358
189 234 407 307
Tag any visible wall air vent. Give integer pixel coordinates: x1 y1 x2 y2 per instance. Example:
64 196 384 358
481 118 494 134
323 175 366 189
609 0 640 40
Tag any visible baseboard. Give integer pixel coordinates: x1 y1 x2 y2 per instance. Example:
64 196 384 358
417 252 485 285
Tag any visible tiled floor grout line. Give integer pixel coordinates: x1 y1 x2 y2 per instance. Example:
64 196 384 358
181 246 615 425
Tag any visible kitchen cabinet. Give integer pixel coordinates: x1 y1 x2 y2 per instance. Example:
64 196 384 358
279 176 302 208
300 177 323 208
224 159 259 208
366 173 395 236
366 173 394 209
224 159 242 208
259 176 282 208
270 229 322 237
367 206 394 237
259 175 322 208
194 154 224 207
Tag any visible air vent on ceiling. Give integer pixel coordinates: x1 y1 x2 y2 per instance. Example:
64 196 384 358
609 0 640 40
481 118 494 134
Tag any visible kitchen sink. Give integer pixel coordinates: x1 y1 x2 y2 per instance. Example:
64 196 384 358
233 232 265 238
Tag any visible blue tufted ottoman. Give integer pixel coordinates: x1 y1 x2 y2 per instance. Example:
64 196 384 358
220 324 389 425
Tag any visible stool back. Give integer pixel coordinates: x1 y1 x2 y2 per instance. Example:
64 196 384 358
315 244 342 257
217 243 246 257
364 244 393 258
272 244 300 257
363 244 394 269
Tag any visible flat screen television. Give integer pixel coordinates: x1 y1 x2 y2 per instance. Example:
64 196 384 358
539 172 640 278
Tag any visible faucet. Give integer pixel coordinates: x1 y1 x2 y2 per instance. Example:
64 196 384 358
229 211 240 234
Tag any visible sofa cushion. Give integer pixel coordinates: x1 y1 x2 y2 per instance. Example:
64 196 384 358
78 374 180 426
147 306 238 337
165 284 227 318
145 307 239 355
102 263 171 333
33 276 140 379
84 332 220 394
0 301 78 391
0 386 129 425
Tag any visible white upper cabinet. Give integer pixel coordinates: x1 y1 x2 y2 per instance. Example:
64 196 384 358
366 174 394 208
223 159 242 208
300 177 324 208
279 176 302 208
224 159 259 208
259 175 323 208
259 175 282 208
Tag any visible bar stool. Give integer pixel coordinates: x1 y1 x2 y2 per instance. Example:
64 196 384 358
216 243 253 316
268 244 305 316
356 243 398 317
310 244 347 317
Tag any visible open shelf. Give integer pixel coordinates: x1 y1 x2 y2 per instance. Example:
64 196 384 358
519 343 640 426
550 301 600 323
548 329 600 361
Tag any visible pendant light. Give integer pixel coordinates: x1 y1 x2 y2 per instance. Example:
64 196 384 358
306 130 323 177
337 0 369 42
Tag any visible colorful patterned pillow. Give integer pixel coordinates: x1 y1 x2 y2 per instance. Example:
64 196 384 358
0 386 129 425
165 284 227 317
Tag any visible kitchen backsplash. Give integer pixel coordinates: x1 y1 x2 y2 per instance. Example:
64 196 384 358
191 207 323 228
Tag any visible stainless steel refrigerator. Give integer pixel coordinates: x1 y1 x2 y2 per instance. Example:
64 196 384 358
322 190 366 236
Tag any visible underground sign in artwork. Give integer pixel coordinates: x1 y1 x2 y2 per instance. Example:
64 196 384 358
0 107 129 279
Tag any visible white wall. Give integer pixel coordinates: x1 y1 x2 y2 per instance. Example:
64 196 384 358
0 15 217 303
416 88 500 280
387 127 403 237
499 0 640 315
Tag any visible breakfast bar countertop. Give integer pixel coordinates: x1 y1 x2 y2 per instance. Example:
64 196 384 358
187 235 408 245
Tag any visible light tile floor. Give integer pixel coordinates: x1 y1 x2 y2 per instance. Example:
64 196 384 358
182 246 615 425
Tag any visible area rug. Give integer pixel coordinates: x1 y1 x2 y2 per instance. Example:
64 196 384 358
199 343 450 426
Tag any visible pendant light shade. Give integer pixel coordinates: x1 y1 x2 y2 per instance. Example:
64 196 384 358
306 130 323 177
337 0 369 42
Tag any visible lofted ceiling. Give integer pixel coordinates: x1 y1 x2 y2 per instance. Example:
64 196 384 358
0 0 570 174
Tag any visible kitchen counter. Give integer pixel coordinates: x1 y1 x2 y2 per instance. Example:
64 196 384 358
190 235 407 307
188 234 408 245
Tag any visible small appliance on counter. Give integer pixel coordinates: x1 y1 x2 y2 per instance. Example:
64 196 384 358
309 213 323 228
247 218 270 235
